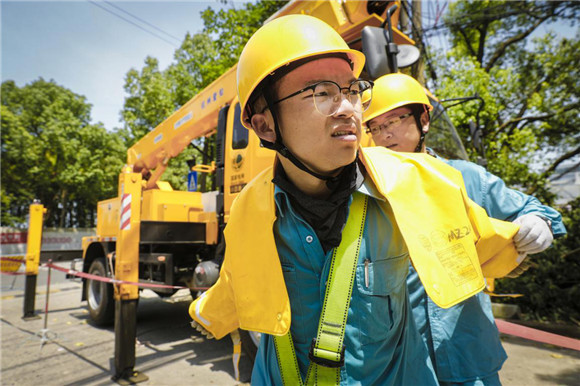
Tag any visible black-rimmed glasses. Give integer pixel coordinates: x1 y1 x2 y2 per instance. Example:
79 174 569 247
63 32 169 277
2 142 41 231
263 79 373 116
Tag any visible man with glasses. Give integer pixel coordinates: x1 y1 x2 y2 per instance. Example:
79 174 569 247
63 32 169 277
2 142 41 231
190 15 527 384
364 73 566 386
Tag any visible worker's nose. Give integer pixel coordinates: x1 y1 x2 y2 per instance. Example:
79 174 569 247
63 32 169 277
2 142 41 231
333 93 356 118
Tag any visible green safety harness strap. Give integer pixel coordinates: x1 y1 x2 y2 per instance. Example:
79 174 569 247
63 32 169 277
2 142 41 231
274 327 303 385
275 192 368 385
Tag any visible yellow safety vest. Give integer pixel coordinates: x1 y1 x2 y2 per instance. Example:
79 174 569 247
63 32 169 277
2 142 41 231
189 147 520 339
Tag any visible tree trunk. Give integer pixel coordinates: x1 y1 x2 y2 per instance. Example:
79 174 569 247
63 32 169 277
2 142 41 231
90 207 95 228
399 1 409 34
59 190 68 228
411 0 426 86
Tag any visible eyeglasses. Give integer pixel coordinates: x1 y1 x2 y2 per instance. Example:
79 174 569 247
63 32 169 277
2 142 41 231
365 112 414 136
264 79 373 116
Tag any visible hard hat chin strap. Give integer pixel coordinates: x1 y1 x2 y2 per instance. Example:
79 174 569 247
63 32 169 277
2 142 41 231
261 84 344 190
413 105 429 153
414 129 426 153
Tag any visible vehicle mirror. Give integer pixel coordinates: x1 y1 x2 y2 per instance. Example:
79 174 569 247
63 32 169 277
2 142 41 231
361 26 396 79
361 27 421 80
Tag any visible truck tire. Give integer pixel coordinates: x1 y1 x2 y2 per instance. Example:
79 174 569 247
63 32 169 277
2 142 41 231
240 330 261 361
86 258 114 326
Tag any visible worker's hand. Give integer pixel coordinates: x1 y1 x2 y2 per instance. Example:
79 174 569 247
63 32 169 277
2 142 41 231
505 254 533 278
191 319 215 339
513 214 553 255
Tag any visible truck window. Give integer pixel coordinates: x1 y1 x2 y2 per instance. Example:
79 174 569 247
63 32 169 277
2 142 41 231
232 103 249 150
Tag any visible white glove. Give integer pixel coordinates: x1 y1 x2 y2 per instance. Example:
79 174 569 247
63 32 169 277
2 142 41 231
191 319 215 339
513 214 553 254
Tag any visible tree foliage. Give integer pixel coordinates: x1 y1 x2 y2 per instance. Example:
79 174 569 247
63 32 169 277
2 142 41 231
404 0 579 322
121 0 287 191
1 79 126 228
1 0 286 229
495 197 580 323
430 0 579 201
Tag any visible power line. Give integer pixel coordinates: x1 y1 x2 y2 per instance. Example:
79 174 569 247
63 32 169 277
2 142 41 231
87 0 179 48
102 0 182 43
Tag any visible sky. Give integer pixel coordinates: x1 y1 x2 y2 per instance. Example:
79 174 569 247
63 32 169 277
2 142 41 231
1 1 575 133
1 0 245 131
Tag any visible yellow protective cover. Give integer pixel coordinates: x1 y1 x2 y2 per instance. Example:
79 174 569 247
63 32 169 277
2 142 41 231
190 148 521 338
190 166 290 339
465 198 521 277
360 147 520 305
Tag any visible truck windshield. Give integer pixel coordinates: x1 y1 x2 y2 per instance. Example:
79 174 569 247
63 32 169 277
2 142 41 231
426 97 469 161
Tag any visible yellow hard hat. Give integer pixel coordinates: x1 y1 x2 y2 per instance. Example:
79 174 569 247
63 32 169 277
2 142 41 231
237 14 366 129
363 73 433 124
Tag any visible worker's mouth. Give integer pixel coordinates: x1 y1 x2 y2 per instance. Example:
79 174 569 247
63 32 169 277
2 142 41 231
331 125 358 142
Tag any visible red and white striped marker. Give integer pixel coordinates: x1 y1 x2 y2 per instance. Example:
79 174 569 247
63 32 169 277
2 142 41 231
120 193 131 231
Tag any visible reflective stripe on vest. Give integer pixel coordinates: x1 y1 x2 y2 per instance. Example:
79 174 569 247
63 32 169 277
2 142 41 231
274 192 368 385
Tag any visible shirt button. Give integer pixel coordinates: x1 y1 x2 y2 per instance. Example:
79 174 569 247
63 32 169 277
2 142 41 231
306 235 313 243
277 313 282 321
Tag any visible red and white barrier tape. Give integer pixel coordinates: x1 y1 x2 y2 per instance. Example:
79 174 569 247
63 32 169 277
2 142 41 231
45 262 209 291
496 319 580 351
1 271 27 276
0 257 209 291
4 258 579 351
1 257 25 263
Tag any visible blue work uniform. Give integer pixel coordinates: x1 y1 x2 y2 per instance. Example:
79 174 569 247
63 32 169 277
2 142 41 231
408 156 566 385
252 177 438 385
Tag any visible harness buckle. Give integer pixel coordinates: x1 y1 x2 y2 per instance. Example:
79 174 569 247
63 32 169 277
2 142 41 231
308 338 345 368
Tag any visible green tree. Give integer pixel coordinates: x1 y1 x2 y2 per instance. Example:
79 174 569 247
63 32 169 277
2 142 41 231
200 0 286 71
413 0 580 322
122 57 175 143
431 0 579 200
495 197 580 323
121 0 287 191
1 79 126 228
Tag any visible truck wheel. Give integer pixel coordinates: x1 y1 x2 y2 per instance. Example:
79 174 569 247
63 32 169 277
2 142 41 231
240 330 261 361
86 258 114 326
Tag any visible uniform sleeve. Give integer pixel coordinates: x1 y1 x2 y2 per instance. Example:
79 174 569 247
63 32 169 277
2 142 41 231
189 256 239 340
448 159 566 237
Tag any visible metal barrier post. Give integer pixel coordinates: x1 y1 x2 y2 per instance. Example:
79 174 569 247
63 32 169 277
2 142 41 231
23 201 46 320
23 275 38 319
43 260 52 331
35 260 58 347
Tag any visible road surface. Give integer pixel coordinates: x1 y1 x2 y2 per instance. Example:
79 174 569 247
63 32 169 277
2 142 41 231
1 266 578 385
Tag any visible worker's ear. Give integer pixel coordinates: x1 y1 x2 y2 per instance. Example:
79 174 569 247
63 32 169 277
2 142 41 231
421 111 430 134
250 113 276 143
